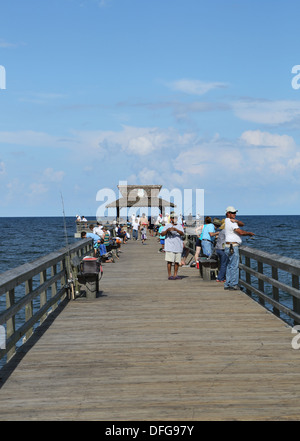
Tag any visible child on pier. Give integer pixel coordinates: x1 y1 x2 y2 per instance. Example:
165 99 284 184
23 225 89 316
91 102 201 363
141 226 147 244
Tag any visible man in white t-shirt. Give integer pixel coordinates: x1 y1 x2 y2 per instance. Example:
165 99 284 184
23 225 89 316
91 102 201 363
224 206 254 291
132 218 140 240
93 222 104 239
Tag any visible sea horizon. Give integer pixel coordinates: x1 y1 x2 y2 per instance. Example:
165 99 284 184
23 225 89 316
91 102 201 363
0 214 299 218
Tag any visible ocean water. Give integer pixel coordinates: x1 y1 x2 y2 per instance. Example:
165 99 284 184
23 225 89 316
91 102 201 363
0 216 81 275
0 215 299 275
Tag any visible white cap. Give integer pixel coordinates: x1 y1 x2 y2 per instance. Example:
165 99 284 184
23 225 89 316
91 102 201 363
226 206 238 213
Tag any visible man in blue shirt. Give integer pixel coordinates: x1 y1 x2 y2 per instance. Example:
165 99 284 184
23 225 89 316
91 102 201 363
81 230 101 256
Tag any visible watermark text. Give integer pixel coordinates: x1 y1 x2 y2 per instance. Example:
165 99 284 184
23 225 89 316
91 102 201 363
291 325 300 349
95 181 204 220
0 65 6 90
0 325 5 350
292 65 300 90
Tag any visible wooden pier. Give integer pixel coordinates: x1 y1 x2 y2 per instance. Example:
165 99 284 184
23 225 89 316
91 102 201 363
1 235 300 421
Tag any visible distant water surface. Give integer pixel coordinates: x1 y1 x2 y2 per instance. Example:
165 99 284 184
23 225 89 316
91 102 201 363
0 215 299 274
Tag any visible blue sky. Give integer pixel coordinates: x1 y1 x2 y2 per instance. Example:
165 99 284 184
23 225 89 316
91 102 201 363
1 0 300 216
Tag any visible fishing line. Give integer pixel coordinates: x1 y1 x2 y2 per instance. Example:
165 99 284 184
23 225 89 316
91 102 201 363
253 233 286 242
60 192 75 298
60 191 70 252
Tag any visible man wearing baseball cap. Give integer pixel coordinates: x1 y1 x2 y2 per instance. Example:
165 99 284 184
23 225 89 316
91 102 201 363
224 206 254 290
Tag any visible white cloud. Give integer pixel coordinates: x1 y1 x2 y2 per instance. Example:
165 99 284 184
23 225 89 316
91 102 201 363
42 167 65 182
241 130 296 153
240 130 297 173
74 125 195 156
173 134 244 177
0 161 6 175
29 183 48 196
0 39 16 48
233 99 300 125
167 79 228 96
0 130 58 147
19 92 66 104
0 126 193 158
288 152 300 169
171 129 300 187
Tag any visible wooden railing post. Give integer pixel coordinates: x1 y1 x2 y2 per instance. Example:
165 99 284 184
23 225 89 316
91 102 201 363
272 267 280 317
6 288 15 361
257 261 265 307
51 264 58 311
245 256 251 296
25 278 33 340
40 269 47 324
292 274 300 326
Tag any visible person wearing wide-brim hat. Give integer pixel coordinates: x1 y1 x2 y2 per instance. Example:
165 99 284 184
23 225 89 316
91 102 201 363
224 206 254 290
213 218 222 227
219 219 225 230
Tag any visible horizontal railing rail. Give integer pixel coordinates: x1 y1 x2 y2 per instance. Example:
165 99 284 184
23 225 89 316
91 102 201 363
185 233 197 255
187 236 300 325
239 246 300 326
0 238 93 365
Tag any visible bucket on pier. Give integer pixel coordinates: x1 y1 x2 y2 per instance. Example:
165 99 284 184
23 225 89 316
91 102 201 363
80 257 101 274
77 257 103 299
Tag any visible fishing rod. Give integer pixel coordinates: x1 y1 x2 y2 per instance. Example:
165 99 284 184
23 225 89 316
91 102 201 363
251 233 286 242
60 192 75 300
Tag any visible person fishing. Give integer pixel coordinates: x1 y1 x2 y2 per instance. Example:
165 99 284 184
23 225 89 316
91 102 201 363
224 206 254 291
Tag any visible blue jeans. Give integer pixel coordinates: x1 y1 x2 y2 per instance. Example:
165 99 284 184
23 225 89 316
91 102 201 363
216 249 229 281
224 246 239 287
201 240 213 257
132 229 138 240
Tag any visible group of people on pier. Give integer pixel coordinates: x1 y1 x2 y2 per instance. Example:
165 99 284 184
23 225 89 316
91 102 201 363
78 206 254 290
81 223 119 263
149 207 254 289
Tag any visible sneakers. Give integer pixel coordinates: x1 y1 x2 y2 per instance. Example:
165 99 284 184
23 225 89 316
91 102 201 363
224 285 242 291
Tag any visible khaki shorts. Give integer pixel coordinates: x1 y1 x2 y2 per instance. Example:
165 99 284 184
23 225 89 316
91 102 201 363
165 251 182 264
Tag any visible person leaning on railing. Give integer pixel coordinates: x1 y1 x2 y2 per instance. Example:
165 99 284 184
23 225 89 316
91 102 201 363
224 206 254 291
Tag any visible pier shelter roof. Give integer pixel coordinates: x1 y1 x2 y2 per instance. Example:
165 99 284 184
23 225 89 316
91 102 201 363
105 184 175 215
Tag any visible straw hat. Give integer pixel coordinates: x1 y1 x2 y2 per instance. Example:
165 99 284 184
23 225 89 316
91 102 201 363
219 219 226 230
213 217 222 227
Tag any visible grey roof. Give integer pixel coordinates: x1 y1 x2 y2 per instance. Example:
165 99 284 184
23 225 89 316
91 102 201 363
105 185 176 208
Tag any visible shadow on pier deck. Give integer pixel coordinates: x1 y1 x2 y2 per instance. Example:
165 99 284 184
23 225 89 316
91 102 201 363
1 235 300 421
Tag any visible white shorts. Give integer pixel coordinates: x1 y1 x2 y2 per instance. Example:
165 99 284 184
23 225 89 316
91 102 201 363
165 251 182 264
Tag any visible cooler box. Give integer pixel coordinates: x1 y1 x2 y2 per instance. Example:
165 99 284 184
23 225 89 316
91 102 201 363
77 257 103 299
80 257 101 274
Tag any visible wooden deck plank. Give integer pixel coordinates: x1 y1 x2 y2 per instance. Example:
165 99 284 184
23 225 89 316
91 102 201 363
0 235 300 421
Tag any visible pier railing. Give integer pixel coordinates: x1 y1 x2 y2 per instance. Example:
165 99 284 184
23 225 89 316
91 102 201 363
0 239 93 365
187 234 300 325
75 221 118 238
239 246 300 326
